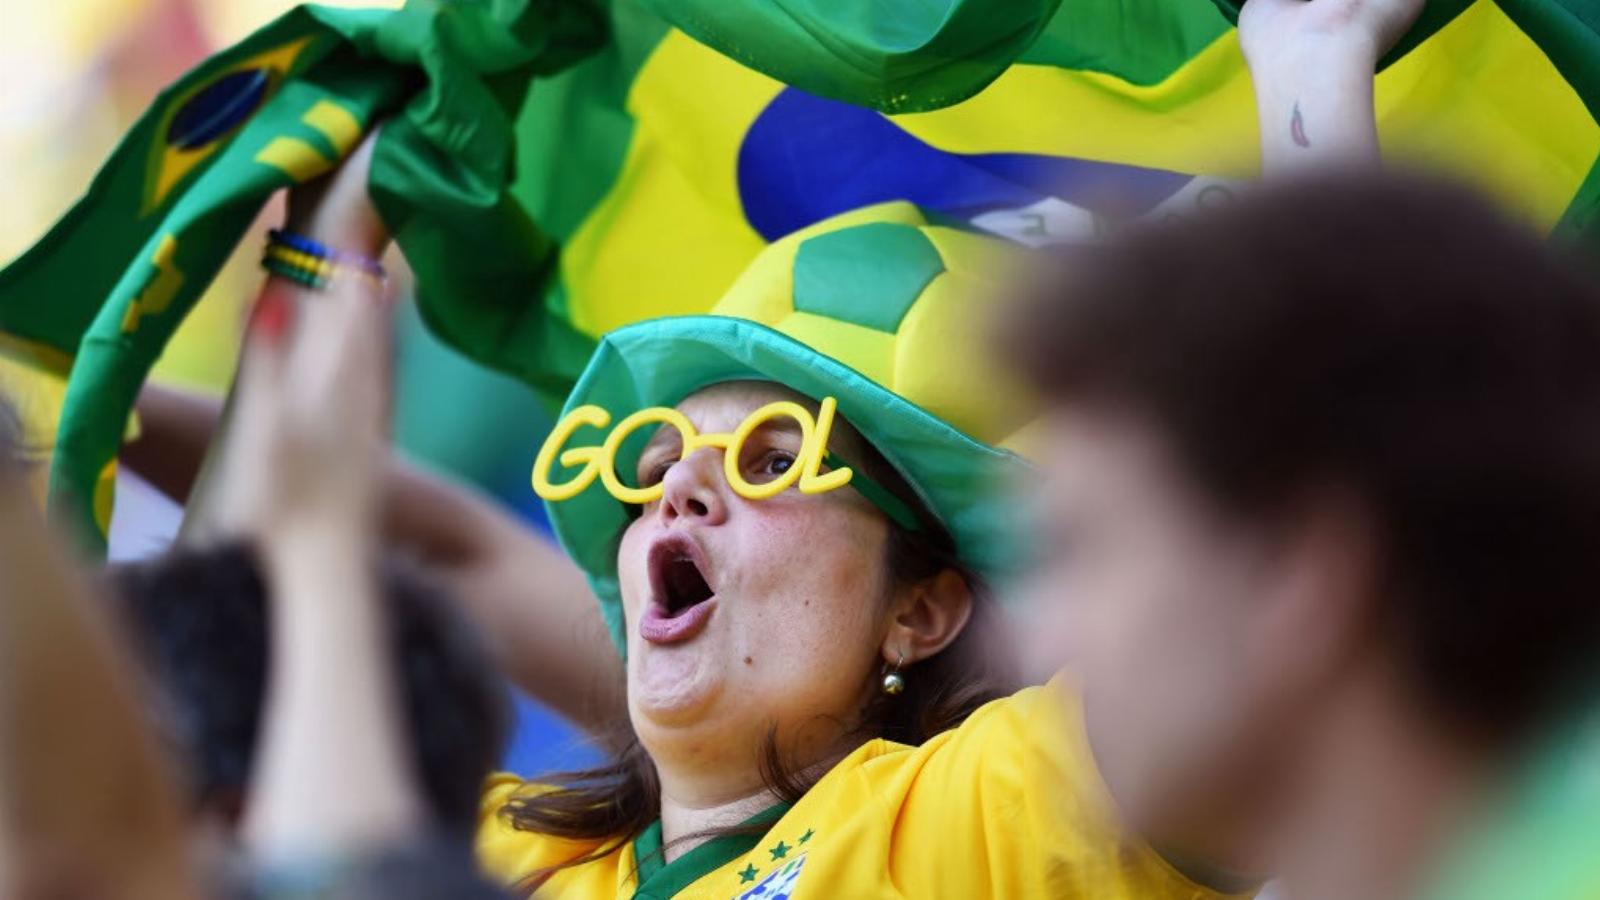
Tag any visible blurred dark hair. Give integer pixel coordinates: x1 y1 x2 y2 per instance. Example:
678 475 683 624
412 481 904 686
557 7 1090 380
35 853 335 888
107 541 512 834
1006 170 1600 744
503 434 1013 884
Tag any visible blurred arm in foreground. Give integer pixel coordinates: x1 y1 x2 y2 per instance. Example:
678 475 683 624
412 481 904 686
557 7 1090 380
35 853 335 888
0 412 202 900
219 272 505 898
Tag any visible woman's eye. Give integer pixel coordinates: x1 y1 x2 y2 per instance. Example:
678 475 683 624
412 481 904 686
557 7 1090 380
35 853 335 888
752 450 796 481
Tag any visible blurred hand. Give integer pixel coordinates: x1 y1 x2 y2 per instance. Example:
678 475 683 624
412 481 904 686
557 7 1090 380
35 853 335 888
1240 0 1427 73
224 273 390 544
230 273 421 862
172 124 392 549
0 477 204 900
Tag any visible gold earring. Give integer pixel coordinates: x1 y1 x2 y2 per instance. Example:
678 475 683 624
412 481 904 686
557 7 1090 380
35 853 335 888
881 651 906 696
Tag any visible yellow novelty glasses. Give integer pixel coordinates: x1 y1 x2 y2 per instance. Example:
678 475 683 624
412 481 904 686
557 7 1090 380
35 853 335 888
532 396 919 529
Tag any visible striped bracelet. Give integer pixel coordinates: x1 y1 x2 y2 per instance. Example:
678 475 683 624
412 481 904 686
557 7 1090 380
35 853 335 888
262 228 386 290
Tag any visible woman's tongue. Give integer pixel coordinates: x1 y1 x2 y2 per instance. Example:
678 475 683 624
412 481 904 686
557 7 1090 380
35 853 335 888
641 556 717 645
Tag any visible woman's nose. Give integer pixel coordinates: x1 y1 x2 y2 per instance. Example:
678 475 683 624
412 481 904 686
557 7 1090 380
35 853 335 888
658 447 729 526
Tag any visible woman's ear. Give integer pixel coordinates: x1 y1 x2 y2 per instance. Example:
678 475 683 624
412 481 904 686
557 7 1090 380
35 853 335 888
1250 488 1380 698
881 569 975 666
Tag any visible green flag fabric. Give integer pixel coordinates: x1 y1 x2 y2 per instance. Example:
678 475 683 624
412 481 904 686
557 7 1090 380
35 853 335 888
509 0 1600 345
631 0 1065 113
0 0 602 547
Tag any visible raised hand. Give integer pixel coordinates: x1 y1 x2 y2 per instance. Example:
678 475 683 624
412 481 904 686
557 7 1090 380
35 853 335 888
1238 0 1427 174
1240 0 1428 73
223 268 391 544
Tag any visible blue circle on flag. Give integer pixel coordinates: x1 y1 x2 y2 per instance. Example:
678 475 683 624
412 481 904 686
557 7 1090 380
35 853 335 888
167 68 270 150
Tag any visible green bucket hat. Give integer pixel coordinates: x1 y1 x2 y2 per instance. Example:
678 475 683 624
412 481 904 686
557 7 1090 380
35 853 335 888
539 203 1037 652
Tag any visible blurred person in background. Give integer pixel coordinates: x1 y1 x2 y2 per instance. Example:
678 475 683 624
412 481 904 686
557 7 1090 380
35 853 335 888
0 287 517 898
1007 19 1600 899
0 285 519 900
107 540 512 845
0 396 202 900
1006 169 1600 900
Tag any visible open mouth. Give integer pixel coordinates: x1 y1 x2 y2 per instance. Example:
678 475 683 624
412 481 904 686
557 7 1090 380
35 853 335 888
659 553 713 617
643 535 719 645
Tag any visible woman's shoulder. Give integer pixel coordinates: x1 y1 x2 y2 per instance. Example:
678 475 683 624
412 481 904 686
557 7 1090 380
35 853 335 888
761 679 1164 896
957 678 1074 735
475 774 630 895
855 678 1080 771
873 677 1069 748
829 678 1136 867
479 771 534 807
477 772 570 832
770 680 1232 898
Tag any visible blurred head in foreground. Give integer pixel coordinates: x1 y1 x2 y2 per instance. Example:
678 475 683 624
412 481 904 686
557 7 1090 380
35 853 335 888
1007 171 1600 897
108 542 511 839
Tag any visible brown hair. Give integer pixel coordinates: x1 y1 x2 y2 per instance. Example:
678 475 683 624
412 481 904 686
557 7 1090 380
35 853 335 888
1005 170 1600 745
502 434 1012 883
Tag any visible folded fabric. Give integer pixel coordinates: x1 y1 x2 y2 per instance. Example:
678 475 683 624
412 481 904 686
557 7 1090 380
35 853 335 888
0 0 604 548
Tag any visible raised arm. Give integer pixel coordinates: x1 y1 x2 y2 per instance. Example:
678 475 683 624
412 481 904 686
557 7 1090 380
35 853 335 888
0 466 201 900
229 269 425 860
121 135 625 737
1239 0 1426 175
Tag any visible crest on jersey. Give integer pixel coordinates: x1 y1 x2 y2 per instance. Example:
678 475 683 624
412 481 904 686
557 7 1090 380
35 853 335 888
734 854 806 900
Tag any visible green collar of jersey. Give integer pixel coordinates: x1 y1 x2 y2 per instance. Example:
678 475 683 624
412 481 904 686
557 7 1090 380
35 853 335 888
631 803 791 899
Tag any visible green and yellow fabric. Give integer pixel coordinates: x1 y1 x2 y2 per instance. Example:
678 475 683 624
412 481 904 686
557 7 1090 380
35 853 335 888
0 0 607 547
3 0 1598 548
542 204 1036 649
551 0 1600 346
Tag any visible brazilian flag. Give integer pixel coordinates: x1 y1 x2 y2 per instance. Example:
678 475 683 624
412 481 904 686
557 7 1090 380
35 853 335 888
2 0 1598 549
550 0 1600 342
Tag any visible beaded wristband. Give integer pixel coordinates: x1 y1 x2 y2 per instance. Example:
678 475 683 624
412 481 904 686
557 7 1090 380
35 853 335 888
262 228 386 290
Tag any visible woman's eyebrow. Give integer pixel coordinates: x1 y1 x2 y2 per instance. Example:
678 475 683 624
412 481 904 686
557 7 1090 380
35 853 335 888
750 417 805 441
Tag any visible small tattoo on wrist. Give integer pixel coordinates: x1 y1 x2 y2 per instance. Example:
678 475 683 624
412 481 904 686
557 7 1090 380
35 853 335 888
1291 102 1311 148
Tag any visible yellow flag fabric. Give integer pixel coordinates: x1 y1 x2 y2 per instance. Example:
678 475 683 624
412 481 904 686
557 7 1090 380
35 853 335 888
547 0 1598 351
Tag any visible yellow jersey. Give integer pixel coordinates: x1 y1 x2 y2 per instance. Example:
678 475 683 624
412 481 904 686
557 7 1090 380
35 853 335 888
476 683 1254 900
